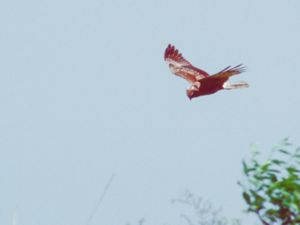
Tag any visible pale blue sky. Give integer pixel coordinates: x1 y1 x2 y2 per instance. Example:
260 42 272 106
1 0 300 224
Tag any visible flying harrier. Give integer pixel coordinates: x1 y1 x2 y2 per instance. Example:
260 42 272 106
164 44 249 99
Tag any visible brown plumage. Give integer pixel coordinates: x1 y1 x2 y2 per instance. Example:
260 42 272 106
164 44 249 99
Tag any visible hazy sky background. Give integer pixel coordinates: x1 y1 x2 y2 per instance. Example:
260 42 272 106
1 0 300 224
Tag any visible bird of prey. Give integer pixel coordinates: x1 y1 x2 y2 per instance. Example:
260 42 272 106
164 44 249 99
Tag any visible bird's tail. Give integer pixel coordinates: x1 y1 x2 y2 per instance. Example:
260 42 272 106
223 81 249 90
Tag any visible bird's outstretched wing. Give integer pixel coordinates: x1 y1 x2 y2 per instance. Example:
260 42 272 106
164 44 191 67
210 64 246 80
164 44 209 84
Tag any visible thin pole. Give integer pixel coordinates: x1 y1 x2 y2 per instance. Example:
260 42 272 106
86 174 115 225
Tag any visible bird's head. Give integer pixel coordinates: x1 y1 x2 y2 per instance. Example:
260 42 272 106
186 89 196 100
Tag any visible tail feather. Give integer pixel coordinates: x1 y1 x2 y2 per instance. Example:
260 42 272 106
214 64 246 79
223 81 249 90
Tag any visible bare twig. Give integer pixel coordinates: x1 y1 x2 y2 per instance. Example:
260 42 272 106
256 210 269 225
86 174 115 225
180 214 194 225
138 218 145 225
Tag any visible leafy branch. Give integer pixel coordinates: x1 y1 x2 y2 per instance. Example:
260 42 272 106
239 138 300 225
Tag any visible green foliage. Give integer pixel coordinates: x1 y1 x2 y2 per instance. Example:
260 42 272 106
239 138 300 225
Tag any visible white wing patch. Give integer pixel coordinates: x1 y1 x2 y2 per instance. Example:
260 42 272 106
165 58 190 68
168 64 206 84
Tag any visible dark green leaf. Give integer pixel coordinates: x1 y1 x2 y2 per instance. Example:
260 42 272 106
243 192 251 205
293 154 300 159
242 160 248 175
260 163 270 172
286 167 300 174
271 159 286 165
269 174 278 182
278 149 291 155
268 169 281 173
